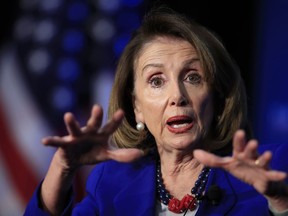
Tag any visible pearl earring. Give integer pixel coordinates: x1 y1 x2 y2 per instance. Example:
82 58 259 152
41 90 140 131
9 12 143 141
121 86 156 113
136 122 145 131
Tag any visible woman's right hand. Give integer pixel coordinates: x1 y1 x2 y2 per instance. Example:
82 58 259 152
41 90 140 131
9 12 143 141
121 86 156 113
40 105 143 215
42 104 144 172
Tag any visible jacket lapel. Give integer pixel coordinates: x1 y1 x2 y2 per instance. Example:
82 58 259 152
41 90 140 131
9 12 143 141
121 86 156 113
111 160 237 215
113 158 156 215
196 168 237 215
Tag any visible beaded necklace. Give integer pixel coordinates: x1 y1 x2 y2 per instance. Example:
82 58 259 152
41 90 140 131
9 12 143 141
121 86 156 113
156 160 211 214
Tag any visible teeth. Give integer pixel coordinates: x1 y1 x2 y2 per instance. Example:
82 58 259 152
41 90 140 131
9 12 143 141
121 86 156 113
171 123 189 128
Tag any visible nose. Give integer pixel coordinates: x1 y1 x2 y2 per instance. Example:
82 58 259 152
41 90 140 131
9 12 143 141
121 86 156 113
169 82 189 106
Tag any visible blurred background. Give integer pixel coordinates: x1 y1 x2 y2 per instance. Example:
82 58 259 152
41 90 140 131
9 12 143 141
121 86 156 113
0 0 287 215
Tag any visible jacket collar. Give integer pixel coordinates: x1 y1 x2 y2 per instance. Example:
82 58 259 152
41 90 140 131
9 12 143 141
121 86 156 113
113 156 157 215
197 168 237 215
112 156 237 215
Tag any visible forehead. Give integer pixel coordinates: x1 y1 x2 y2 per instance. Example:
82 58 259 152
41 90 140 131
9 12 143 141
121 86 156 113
134 36 197 68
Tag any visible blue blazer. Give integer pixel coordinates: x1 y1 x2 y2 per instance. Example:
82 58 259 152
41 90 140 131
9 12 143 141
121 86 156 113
24 143 288 216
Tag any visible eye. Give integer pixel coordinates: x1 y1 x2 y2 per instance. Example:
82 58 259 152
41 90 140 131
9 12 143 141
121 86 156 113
149 76 165 88
185 73 202 84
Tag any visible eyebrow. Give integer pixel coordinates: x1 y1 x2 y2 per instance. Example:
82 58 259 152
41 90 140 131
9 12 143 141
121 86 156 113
141 58 200 75
182 58 200 67
141 63 164 75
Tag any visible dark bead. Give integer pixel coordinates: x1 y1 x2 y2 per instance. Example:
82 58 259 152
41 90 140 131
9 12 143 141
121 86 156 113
191 188 196 193
156 160 211 209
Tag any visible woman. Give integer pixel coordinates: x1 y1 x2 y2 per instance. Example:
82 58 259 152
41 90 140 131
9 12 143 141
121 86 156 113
24 7 288 216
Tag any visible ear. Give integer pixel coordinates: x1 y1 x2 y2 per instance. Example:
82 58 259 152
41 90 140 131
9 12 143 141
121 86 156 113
132 94 144 123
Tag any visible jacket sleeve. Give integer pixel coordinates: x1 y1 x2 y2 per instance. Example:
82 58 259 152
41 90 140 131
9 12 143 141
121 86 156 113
260 143 288 216
71 164 105 215
23 181 73 216
24 163 107 216
270 143 288 175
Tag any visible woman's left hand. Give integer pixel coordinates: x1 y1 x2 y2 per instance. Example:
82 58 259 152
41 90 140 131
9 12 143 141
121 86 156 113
193 129 288 212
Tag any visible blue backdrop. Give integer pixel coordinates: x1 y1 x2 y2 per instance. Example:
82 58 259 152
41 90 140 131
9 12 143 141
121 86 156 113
253 0 288 144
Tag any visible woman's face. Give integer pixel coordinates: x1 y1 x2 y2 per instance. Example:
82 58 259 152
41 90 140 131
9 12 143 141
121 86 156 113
133 37 214 151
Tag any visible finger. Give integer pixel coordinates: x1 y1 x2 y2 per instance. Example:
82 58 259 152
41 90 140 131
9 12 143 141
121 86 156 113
42 136 57 145
41 136 72 147
107 148 144 162
193 149 233 168
99 109 124 135
265 170 287 182
242 139 259 159
232 130 246 157
255 151 272 169
64 112 82 136
86 105 103 131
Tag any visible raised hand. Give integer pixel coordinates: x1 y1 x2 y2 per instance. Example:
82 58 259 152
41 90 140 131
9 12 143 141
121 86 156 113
40 105 144 214
193 130 288 211
42 105 144 171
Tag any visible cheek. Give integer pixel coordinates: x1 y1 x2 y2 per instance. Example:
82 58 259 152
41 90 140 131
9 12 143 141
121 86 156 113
140 92 168 132
135 86 167 120
142 93 166 122
141 87 168 109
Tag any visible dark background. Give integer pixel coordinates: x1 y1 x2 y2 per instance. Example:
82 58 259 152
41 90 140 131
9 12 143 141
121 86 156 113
0 0 257 98
3 0 287 145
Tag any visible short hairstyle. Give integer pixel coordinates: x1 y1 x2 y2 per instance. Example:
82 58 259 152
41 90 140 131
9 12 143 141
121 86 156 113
108 6 250 153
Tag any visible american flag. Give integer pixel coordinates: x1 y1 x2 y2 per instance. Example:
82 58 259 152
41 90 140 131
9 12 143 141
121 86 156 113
0 0 146 215
1 0 288 215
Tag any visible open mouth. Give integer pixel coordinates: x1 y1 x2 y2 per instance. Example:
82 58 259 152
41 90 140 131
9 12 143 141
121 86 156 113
167 119 192 128
166 116 194 133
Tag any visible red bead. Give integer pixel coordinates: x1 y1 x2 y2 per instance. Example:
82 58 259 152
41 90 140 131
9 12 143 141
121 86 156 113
168 194 197 213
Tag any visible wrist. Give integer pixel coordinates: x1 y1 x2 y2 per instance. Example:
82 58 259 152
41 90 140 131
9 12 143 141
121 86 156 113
40 151 77 215
53 149 79 174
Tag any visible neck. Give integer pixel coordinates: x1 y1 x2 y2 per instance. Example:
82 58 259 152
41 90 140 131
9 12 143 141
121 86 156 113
159 149 203 174
158 154 204 199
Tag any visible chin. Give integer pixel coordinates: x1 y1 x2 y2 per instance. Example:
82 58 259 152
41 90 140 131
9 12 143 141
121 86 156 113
169 136 201 150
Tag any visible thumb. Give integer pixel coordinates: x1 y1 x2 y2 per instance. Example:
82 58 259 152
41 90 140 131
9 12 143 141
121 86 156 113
107 148 144 163
193 149 232 167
